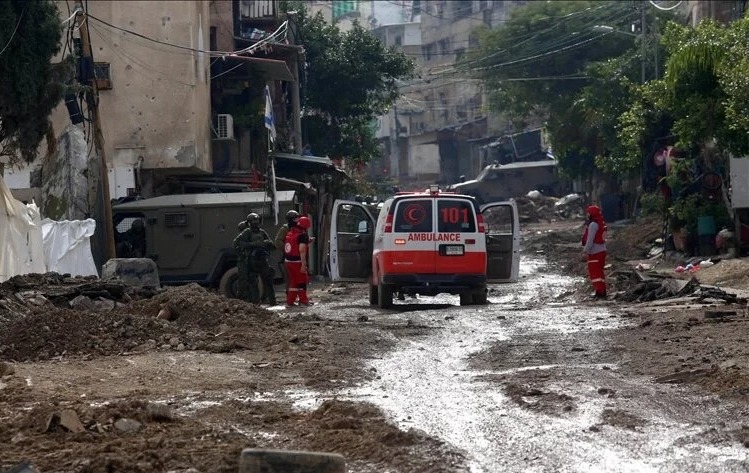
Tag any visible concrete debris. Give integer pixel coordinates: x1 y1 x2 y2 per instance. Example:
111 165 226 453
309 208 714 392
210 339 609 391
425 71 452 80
114 418 143 433
615 271 744 305
44 409 86 433
101 258 161 289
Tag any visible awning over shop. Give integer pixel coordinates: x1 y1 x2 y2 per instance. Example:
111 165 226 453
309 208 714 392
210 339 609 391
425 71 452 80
272 153 349 181
222 55 294 82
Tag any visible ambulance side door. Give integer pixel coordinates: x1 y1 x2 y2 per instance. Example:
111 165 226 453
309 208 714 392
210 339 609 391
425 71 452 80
329 200 375 282
481 201 520 283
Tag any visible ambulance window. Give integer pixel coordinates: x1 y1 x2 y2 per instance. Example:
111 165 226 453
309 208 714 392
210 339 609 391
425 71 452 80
394 199 433 232
437 200 476 232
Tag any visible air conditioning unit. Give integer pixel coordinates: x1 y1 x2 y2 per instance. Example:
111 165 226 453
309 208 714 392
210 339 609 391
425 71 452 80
215 114 234 140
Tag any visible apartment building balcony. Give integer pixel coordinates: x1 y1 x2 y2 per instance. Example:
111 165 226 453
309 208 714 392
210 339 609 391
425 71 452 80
233 0 280 41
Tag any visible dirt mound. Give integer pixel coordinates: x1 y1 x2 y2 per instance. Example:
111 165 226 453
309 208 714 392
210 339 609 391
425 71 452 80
607 216 662 261
515 194 586 223
0 284 274 362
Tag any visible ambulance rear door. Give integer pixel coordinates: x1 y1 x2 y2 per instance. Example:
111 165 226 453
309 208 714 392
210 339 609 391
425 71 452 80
481 201 520 283
329 200 375 282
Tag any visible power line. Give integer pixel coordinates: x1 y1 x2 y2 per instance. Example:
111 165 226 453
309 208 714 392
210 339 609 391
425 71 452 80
0 9 25 59
87 13 289 57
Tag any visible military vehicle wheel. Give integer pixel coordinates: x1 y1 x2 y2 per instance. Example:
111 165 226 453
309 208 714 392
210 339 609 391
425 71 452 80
368 283 378 305
219 267 240 299
377 283 393 309
459 292 474 306
220 267 267 301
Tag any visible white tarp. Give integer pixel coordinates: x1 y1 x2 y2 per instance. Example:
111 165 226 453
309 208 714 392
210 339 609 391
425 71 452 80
41 218 98 277
0 176 46 282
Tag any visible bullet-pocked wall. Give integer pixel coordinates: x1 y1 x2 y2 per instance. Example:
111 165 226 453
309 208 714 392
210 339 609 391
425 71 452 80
52 0 213 177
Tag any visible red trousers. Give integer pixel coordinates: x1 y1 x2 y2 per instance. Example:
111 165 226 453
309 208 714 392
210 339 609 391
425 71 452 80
285 261 309 305
587 251 607 295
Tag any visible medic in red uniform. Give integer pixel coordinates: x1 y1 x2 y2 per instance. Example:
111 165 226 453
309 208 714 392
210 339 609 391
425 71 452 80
581 205 607 299
284 216 313 306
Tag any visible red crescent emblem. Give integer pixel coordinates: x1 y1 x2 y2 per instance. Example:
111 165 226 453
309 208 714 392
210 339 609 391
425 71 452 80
404 204 425 225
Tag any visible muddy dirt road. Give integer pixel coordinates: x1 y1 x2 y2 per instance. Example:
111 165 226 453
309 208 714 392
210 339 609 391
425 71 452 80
4 220 749 472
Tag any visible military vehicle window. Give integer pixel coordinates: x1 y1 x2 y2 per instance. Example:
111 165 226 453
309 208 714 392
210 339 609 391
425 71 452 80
394 199 433 233
115 215 147 258
437 200 475 232
165 213 189 227
483 205 513 234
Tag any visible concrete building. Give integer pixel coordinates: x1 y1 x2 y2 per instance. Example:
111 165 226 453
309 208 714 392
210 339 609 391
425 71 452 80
5 1 214 198
374 0 525 187
684 0 747 25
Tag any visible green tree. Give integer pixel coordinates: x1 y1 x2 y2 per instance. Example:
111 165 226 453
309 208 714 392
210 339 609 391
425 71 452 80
286 3 414 164
0 0 67 167
465 1 675 178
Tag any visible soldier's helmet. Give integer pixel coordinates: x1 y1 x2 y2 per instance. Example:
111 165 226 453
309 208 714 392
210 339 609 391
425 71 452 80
286 210 300 226
131 219 145 233
297 216 312 230
237 221 248 231
247 213 261 228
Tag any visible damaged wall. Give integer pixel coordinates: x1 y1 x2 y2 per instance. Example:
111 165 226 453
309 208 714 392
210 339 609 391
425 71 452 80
44 0 213 176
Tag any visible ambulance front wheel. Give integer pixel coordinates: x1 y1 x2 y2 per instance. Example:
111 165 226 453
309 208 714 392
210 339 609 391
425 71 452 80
459 291 474 306
368 283 378 305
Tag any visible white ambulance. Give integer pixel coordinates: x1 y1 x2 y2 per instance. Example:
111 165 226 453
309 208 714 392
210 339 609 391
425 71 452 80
329 185 520 308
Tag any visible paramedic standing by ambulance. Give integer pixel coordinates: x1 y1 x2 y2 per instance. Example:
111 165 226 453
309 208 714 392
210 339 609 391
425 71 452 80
581 205 607 299
284 215 313 307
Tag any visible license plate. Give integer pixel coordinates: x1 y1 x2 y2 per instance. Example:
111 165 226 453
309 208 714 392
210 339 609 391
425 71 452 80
444 245 464 256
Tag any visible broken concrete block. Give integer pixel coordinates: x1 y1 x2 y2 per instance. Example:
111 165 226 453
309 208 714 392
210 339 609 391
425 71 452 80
101 258 160 288
69 295 96 311
59 409 86 433
239 449 346 473
114 417 142 433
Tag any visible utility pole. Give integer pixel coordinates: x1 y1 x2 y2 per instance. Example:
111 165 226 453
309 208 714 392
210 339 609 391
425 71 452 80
641 2 647 84
75 2 116 262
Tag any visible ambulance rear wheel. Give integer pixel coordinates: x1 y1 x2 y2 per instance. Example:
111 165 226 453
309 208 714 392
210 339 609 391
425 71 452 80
472 292 488 305
459 292 474 306
378 283 393 309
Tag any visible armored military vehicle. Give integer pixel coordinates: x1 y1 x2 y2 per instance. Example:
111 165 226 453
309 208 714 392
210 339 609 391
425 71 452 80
448 160 563 204
112 190 299 298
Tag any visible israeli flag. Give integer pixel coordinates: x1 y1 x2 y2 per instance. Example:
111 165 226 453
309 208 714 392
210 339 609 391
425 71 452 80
264 85 276 143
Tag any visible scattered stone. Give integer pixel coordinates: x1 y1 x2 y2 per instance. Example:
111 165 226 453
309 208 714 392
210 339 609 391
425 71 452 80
114 417 142 433
0 361 15 376
357 315 369 322
158 305 175 321
597 388 615 396
169 337 180 347
69 295 96 311
146 403 174 421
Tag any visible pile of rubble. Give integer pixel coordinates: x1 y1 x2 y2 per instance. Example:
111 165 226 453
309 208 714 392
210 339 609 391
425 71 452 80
614 270 745 304
0 274 275 362
515 192 587 223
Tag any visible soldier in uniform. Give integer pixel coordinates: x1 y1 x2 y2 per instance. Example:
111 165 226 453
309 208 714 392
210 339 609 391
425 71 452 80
234 213 276 304
232 221 250 300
